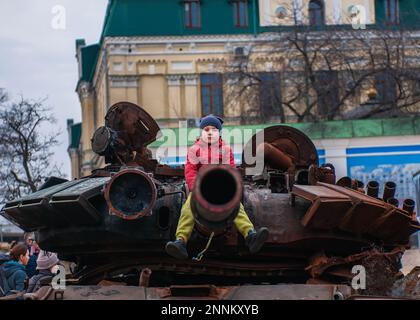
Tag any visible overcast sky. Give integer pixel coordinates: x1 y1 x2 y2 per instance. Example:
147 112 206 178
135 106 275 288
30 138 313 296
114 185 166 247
0 0 109 178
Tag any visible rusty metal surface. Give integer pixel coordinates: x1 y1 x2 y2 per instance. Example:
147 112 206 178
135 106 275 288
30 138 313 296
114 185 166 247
319 182 390 234
241 125 318 171
320 183 405 237
256 142 294 171
225 284 352 300
242 188 373 255
291 182 418 244
104 102 160 151
308 164 336 185
291 184 353 229
151 285 230 300
306 247 405 296
90 102 160 169
306 247 404 278
91 126 116 155
51 285 147 300
39 284 352 300
2 102 420 300
154 164 185 177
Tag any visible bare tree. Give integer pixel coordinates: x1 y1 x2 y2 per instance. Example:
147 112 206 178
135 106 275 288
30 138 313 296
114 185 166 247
0 91 65 202
221 5 420 123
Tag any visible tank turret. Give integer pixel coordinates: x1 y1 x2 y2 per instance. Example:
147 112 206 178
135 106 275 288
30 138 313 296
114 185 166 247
1 102 419 298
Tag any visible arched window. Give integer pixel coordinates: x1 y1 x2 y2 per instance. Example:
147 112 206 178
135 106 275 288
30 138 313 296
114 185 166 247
309 0 324 26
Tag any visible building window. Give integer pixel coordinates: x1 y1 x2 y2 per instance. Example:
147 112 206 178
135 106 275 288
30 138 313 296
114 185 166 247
258 72 284 121
385 0 399 25
184 0 201 28
375 71 397 104
315 71 340 118
309 0 324 26
232 0 248 27
201 74 224 116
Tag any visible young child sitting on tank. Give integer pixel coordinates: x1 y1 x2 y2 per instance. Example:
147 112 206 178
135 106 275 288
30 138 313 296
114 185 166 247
165 115 269 260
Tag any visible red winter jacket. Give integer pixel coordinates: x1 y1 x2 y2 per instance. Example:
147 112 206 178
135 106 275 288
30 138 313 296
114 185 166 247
185 138 235 191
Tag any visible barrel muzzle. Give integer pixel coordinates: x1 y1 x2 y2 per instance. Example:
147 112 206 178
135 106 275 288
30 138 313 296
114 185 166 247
383 181 396 202
104 168 157 220
403 199 415 215
351 179 364 191
192 165 243 232
387 197 399 207
366 181 379 198
336 177 352 188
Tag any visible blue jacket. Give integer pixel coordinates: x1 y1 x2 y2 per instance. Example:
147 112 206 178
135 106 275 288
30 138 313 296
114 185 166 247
25 253 38 278
1 261 27 296
0 254 10 265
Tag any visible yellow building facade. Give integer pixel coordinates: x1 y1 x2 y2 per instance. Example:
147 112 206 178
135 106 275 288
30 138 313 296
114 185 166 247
69 0 420 179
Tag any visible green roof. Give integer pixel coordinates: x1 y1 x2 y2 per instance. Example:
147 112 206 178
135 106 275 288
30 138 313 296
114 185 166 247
101 0 256 38
80 44 100 83
99 0 420 40
149 117 420 148
69 123 82 149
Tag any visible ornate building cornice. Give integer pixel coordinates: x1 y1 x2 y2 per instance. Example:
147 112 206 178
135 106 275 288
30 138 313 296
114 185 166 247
184 74 199 86
166 74 200 86
110 75 140 88
166 74 182 86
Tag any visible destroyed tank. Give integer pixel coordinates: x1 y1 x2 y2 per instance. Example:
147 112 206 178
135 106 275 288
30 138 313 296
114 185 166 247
1 102 419 300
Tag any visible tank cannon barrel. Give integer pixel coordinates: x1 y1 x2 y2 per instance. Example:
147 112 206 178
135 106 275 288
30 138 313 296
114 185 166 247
191 165 243 234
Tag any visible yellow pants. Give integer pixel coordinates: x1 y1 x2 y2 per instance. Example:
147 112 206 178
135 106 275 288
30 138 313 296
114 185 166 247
176 193 254 242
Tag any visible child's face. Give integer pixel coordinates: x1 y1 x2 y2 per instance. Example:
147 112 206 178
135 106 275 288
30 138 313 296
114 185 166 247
201 125 220 144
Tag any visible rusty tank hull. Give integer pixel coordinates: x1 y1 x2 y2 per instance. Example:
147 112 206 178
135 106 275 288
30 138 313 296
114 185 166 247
1 102 419 298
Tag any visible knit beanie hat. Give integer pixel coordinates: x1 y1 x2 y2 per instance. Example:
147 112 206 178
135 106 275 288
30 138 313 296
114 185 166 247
36 250 59 270
199 114 224 131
